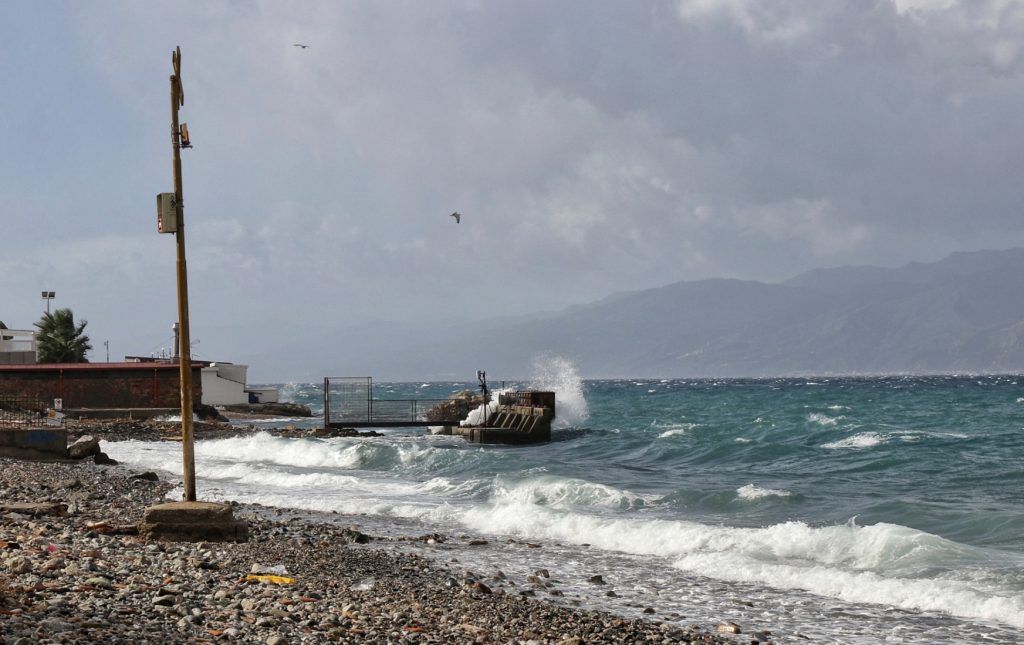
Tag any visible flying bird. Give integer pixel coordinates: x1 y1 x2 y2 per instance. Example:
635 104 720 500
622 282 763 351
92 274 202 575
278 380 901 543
450 212 461 224
293 43 310 49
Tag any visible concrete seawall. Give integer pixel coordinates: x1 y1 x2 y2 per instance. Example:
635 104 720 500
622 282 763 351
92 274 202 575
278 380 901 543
0 427 69 460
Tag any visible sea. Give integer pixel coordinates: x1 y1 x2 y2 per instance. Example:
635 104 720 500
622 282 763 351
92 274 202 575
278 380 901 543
105 359 1024 643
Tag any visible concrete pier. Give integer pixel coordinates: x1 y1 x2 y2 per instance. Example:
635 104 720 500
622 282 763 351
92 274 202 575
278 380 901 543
440 391 556 444
140 501 249 542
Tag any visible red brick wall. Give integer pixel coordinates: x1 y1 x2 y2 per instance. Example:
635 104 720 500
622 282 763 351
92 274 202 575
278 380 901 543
0 364 203 408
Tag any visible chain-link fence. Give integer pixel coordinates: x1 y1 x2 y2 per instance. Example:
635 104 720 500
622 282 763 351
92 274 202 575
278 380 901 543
323 377 468 427
0 395 57 429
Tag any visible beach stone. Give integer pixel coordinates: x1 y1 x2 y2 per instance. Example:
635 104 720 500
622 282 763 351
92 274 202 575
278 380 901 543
472 581 492 594
84 576 113 588
0 502 68 517
338 527 371 544
68 435 101 459
588 575 606 585
93 451 118 465
6 556 33 574
717 621 742 634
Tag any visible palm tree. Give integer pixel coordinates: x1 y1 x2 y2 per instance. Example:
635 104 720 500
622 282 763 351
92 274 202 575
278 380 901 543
34 308 92 363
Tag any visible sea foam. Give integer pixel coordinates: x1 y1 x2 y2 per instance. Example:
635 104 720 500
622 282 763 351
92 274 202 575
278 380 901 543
807 412 841 426
736 484 792 500
823 432 885 449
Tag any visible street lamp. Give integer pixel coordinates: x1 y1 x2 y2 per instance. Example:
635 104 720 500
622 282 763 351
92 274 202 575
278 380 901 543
41 291 55 314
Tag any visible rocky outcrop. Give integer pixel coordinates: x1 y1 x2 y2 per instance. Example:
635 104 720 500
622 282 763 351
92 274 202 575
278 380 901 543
222 402 313 417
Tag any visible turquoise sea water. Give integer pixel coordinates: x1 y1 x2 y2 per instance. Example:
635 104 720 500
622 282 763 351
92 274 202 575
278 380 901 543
107 366 1024 643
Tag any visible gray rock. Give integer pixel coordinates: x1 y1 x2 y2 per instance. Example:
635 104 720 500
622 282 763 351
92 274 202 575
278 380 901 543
6 556 32 574
93 452 118 465
68 435 101 459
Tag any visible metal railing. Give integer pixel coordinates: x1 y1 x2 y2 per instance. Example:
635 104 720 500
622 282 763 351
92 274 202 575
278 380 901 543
323 377 469 427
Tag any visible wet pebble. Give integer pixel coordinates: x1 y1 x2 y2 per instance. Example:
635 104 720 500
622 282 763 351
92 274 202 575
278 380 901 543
0 454 739 644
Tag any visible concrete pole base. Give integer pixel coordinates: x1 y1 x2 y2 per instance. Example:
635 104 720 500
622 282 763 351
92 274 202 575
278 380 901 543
140 501 248 542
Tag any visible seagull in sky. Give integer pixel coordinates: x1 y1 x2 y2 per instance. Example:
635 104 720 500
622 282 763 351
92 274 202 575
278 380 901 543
293 43 310 49
450 212 461 224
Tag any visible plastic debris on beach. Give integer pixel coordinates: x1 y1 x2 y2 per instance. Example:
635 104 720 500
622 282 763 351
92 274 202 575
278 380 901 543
245 574 296 585
350 577 376 591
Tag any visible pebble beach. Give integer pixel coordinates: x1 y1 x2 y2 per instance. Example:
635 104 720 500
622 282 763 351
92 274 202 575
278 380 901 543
0 421 751 645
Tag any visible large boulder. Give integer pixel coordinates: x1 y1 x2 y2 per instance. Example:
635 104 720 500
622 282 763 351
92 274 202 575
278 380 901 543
67 435 101 459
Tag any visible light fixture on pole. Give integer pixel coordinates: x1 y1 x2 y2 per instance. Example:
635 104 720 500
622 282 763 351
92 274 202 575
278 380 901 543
41 291 55 314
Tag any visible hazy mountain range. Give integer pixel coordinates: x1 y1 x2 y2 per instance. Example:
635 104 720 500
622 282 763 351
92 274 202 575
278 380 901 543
244 248 1024 381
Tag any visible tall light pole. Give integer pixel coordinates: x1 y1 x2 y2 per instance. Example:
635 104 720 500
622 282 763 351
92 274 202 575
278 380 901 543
41 291 55 314
168 46 197 502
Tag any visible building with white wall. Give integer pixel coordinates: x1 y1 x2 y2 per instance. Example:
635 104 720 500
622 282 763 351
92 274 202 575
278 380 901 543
0 328 37 365
199 362 279 406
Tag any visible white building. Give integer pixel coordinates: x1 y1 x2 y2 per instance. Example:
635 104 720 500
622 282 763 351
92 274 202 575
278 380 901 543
200 362 279 406
0 328 37 364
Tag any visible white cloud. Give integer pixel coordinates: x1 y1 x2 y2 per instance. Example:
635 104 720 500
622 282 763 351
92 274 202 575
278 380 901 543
675 0 821 44
735 198 874 256
3 0 1024 376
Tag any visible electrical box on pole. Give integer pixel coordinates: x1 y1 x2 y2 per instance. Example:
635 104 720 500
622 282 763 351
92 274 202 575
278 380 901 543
157 193 178 233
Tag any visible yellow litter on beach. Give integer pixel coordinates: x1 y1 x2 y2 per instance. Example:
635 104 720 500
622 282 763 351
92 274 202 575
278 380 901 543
245 574 296 585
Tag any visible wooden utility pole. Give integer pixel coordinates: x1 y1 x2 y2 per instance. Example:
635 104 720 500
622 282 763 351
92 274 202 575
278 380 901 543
170 46 197 501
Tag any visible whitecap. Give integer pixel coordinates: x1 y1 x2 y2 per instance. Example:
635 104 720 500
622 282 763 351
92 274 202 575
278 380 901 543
737 484 792 500
808 412 842 426
492 475 649 510
822 432 885 449
657 422 701 438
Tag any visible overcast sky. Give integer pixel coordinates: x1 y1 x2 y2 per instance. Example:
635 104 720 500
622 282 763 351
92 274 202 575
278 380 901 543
2 1 1023 379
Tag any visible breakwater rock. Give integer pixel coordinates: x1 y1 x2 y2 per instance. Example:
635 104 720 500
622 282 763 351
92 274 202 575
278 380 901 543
222 402 313 417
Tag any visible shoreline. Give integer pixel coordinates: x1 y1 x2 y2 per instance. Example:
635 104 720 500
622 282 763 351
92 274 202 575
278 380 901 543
1 437 752 643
